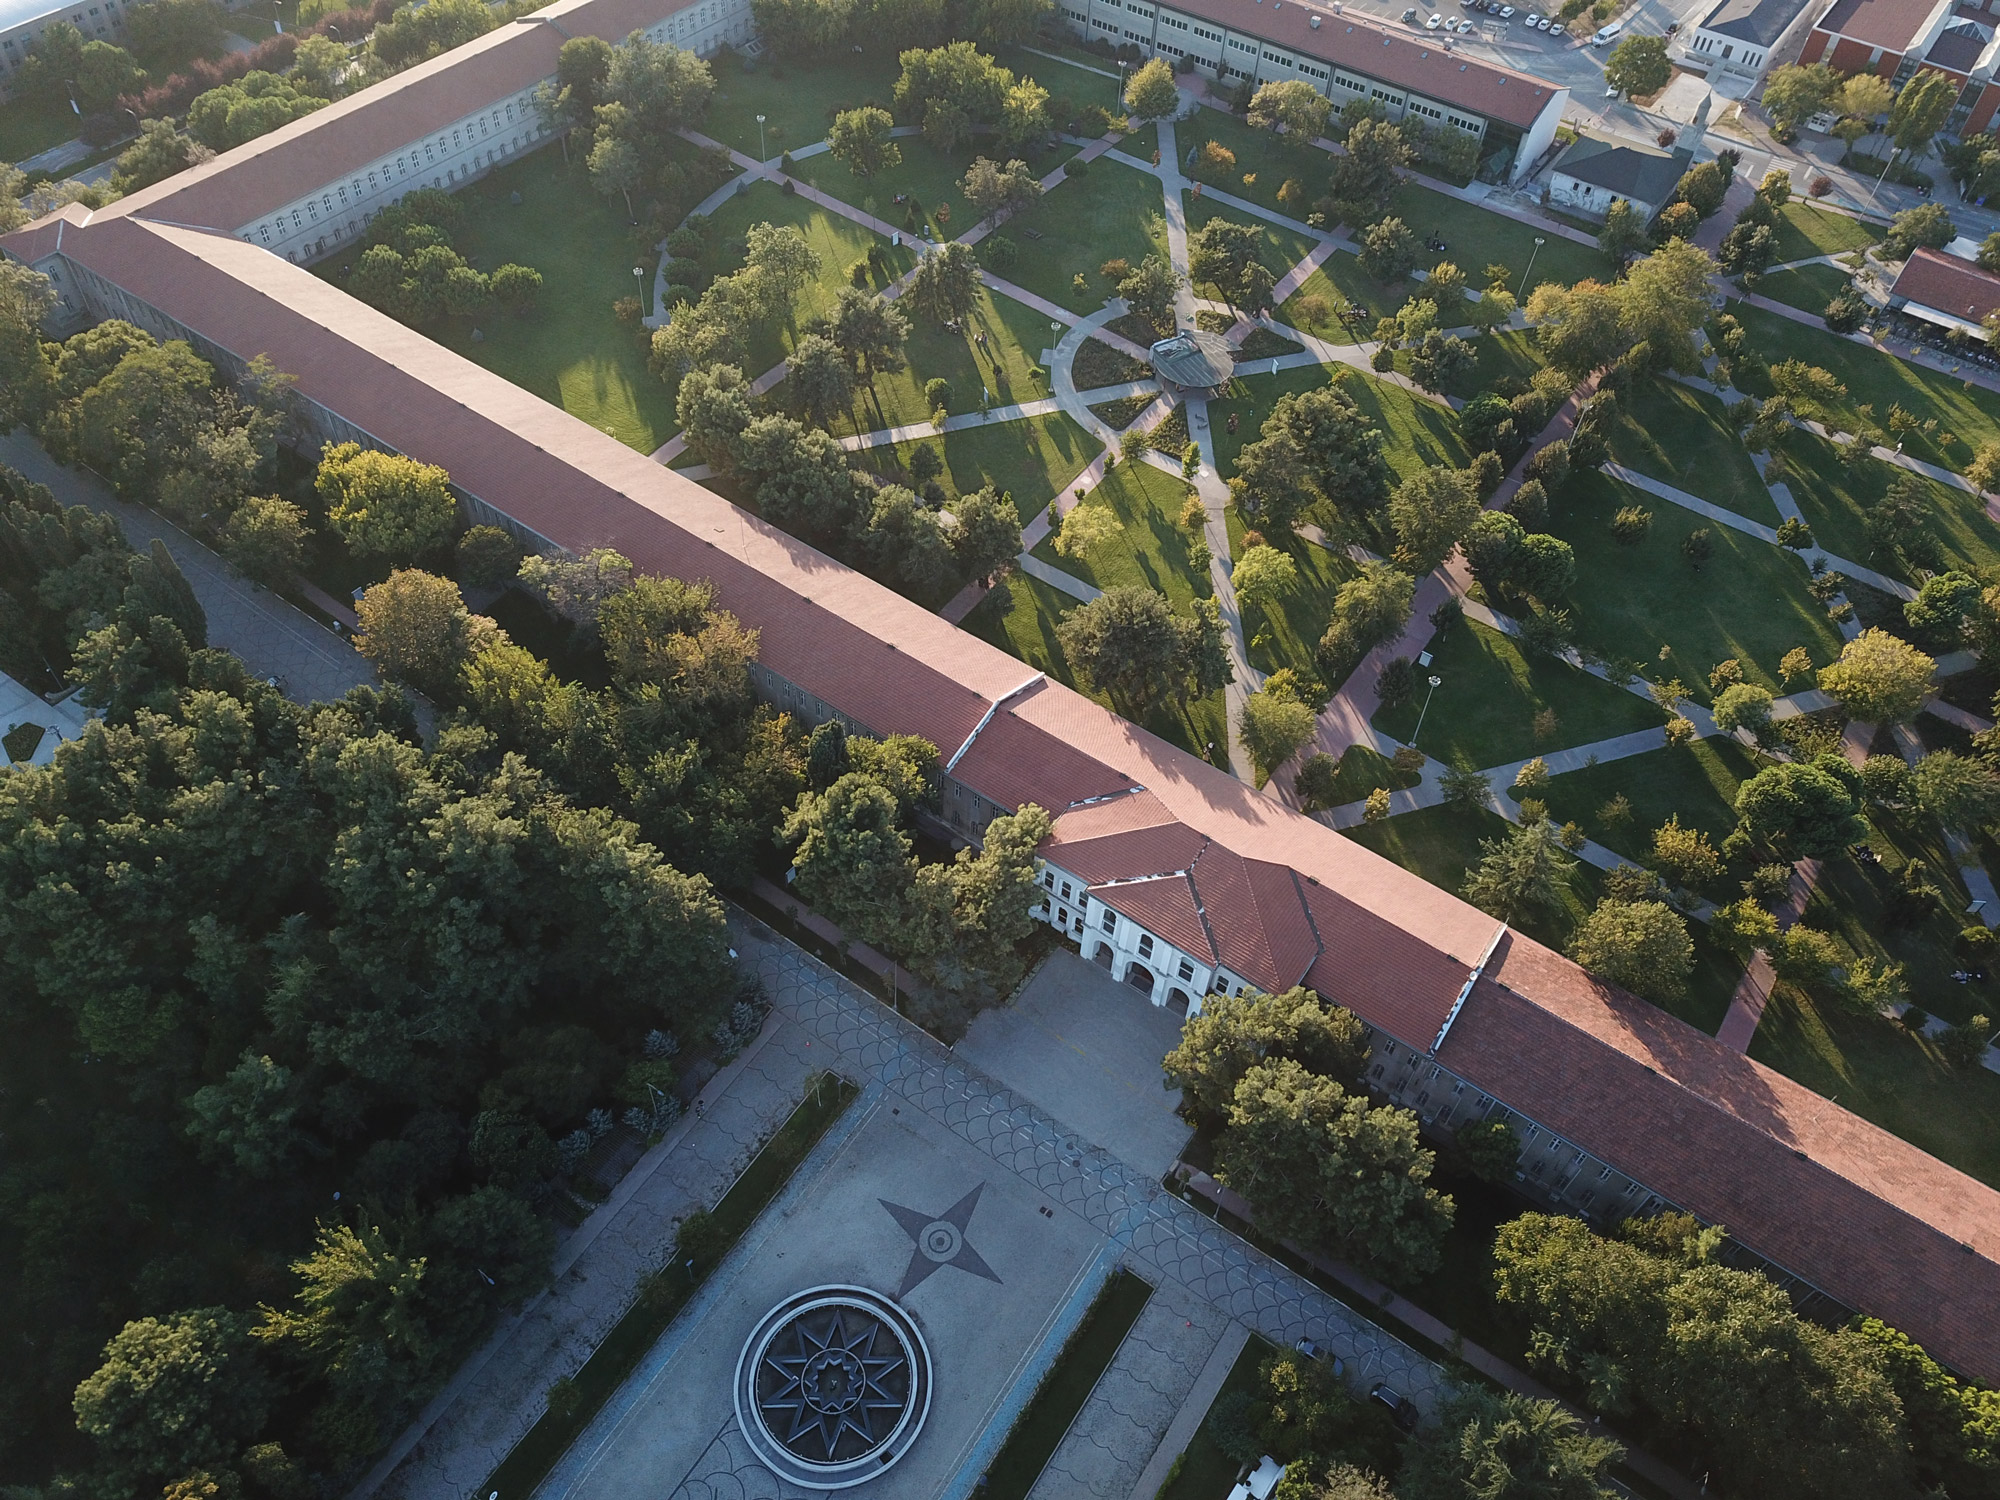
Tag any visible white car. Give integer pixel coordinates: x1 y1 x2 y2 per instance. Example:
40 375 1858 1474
1525 11 1541 23
1535 13 1553 26
1455 17 1474 30
1426 11 1443 26
1497 5 1515 17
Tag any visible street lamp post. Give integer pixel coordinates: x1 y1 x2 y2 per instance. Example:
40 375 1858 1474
1117 59 1128 107
1516 236 1545 299
1412 674 1443 746
756 113 767 162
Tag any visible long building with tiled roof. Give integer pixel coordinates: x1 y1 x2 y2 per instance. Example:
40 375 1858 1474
7 0 2000 1388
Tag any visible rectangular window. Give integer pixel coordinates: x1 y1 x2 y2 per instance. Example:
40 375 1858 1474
1177 958 1195 981
1162 13 1186 27
1137 934 1154 959
1100 908 1116 933
1042 871 1055 890
1060 881 1072 901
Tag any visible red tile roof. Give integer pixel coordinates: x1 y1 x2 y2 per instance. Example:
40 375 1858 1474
1811 0 1943 52
1166 0 1567 129
1094 872 1216 966
1301 878 1483 1048
1046 820 1211 885
1185 845 1321 990
1890 246 2000 325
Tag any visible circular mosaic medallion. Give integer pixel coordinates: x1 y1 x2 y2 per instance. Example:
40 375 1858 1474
734 1285 933 1489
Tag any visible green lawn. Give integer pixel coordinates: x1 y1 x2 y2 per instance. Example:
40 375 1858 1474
1752 989 2000 1190
995 156 1169 315
1180 107 1327 217
1031 461 1209 604
1210 366 1464 482
1606 381 1779 525
1752 262 1852 319
1225 504 1357 682
1185 195 1323 301
1372 618 1665 769
348 148 681 454
0 93 85 165
1278 248 1410 345
1769 200 1882 265
702 179 909 372
964 569 1228 759
857 411 1098 522
1777 429 2000 580
1729 301 2000 476
1546 471 1848 694
1316 744 1424 805
1431 328 1549 403
1388 183 1606 294
1535 737 1766 870
828 281 1056 435
702 48 903 161
802 134 1079 241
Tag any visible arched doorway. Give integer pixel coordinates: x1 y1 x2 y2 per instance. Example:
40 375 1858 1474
1092 943 1114 969
1170 987 1192 1015
1123 962 1155 997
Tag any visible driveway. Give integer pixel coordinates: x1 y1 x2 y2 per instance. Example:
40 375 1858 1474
956 950 1192 1179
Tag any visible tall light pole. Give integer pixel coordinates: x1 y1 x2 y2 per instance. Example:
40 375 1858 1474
1516 236 1545 299
756 113 767 162
1412 674 1442 746
1117 59 1129 108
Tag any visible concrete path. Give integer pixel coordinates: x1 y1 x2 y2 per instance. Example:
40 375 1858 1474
0 431 376 708
1123 1320 1251 1500
1017 550 1102 602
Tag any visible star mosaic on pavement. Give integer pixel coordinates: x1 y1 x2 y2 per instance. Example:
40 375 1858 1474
878 1182 1004 1297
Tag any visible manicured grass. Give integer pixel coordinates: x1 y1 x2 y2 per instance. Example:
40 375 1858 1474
1388 183 1606 294
860 411 1098 522
1776 429 2000 579
1606 381 1779 526
1030 460 1209 604
1752 989 2000 1189
1210 366 1463 483
964 570 1228 760
1279 248 1410 345
803 133 1079 240
978 1269 1154 1500
829 281 1055 436
1729 301 2000 475
1545 471 1848 694
480 1073 861 1500
1225 505 1356 682
1154 1337 1276 1500
0 94 85 164
1751 262 1852 319
1372 619 1664 769
1426 327 1549 403
702 48 903 161
375 149 681 454
1181 107 1326 217
1535 738 1766 870
1185 195 1323 301
1311 743 1423 806
995 156 1169 315
1768 200 1882 265
702 179 911 372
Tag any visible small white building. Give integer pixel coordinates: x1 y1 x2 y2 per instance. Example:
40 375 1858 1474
1682 0 1820 82
1547 136 1691 223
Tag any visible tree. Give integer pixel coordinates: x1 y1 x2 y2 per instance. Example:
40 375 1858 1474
1889 68 1957 163
1711 681 1774 738
1884 200 1955 259
676 362 756 470
738 417 863 544
1457 1119 1522 1185
1326 561 1415 657
354 569 490 700
1619 238 1719 369
961 156 1039 221
894 40 1014 150
1357 215 1419 282
1910 750 2000 834
783 770 918 952
1719 220 1776 279
825 286 910 396
1241 686 1318 787
911 802 1052 989
1231 543 1298 615
1189 217 1265 309
1164 986 1370 1123
1527 278 1626 378
788 333 854 429
1605 33 1671 95
1735 759 1867 857
1230 426 1316 534
1568 898 1693 1000
1598 197 1649 266
1762 63 1840 136
1124 56 1179 120
74 1308 273 1493
1905 570 1980 648
1053 500 1120 562
1409 330 1474 394
946 484 1020 582
1118 254 1183 334
1462 817 1578 922
828 105 900 177
317 442 457 564
1653 816 1723 890
1401 1386 1623 1500
219 495 308 588
1249 78 1330 141
997 77 1050 150
1388 466 1479 573
186 71 328 152
1837 70 1895 134
1217 1058 1454 1278
1057 586 1185 712
1327 119 1410 227
1819 628 1934 724
112 118 211 193
905 241 982 325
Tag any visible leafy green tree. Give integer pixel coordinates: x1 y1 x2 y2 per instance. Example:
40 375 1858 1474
1057 585 1185 713
1604 33 1670 96
828 105 901 177
1217 1058 1454 1278
961 155 1040 219
905 241 982 325
1909 749 2000 834
1568 897 1693 1000
1231 543 1298 615
1711 681 1774 738
738 415 865 546
187 71 327 151
1889 68 1958 163
368 0 497 66
1357 214 1418 282
317 443 456 564
893 40 1014 151
219 496 308 588
1463 817 1578 922
1884 200 1955 259
1388 466 1479 573
1249 78 1331 142
1123 56 1179 120
354 569 490 700
74 1308 273 1493
1818 628 1934 723
1401 1385 1623 1500
1164 986 1369 1123
1118 254 1184 334
996 75 1050 150
782 770 918 953
1526 278 1626 378
1457 1118 1522 1185
1904 570 1980 648
823 286 911 398
788 333 855 429
1762 62 1840 136
1328 119 1410 227
676 362 756 471
184 1051 310 1178
1229 426 1315 534
1409 330 1474 393
907 802 1051 988
947 484 1022 582
1240 685 1318 787
1189 217 1265 310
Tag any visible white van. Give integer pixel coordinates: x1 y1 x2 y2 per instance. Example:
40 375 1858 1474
1591 18 1624 43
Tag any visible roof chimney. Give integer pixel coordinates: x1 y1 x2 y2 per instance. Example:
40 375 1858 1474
1310 10 1321 21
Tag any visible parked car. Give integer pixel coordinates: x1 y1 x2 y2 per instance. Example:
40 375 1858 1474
1370 1383 1421 1433
1426 12 1443 27
1525 11 1541 23
1455 17 1474 30
1535 14 1552 27
1294 1338 1347 1377
1551 22 1567 34
1403 5 1418 18
1498 5 1515 18
1592 17 1624 42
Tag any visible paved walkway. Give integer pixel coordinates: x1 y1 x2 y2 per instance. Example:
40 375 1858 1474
1 431 377 708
